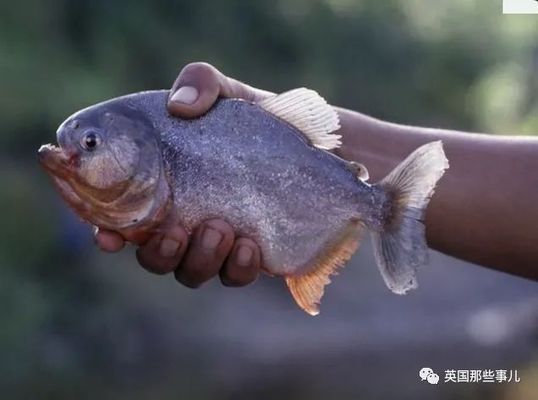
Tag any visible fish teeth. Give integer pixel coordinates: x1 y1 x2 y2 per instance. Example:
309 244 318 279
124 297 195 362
39 143 61 152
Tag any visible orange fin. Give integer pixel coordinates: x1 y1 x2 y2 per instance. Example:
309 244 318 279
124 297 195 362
285 222 363 316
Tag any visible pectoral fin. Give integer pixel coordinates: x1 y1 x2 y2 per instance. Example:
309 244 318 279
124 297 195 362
285 221 363 315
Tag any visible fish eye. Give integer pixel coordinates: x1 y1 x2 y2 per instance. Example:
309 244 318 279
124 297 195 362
81 131 102 151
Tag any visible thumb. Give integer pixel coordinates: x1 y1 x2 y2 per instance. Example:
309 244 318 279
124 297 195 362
167 62 273 119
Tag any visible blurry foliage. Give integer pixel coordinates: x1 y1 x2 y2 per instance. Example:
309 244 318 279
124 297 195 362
0 0 537 398
1 0 537 155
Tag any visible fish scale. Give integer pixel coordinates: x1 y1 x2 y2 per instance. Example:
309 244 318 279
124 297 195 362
39 88 448 315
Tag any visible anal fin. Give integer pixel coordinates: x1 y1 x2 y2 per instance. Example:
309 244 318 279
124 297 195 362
285 221 362 315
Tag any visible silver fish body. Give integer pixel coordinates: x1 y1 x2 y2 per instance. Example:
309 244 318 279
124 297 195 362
40 88 448 314
141 92 386 275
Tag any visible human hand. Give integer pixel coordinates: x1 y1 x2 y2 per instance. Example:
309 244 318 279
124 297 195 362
95 62 273 287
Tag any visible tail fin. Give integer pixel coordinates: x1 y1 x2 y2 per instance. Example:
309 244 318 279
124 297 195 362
372 141 448 294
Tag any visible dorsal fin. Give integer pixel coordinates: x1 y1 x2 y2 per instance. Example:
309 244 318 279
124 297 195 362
258 88 342 150
285 221 363 315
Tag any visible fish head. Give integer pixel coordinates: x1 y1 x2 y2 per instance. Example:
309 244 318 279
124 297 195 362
39 100 170 232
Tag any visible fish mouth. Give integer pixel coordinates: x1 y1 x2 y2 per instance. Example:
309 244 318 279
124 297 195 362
38 143 90 218
37 143 144 231
38 143 78 179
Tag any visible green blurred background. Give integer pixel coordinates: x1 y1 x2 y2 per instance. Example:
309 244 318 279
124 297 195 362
1 1 537 399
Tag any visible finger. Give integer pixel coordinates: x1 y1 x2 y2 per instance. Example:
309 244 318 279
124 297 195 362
175 219 235 288
136 225 189 275
94 228 125 253
220 237 261 287
167 62 273 119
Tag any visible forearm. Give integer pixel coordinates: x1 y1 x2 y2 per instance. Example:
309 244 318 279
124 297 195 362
335 107 538 280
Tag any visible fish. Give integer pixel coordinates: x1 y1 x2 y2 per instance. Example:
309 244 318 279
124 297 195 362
38 88 449 315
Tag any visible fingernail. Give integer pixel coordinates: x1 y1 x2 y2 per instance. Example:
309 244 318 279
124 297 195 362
201 227 222 250
170 86 198 105
235 245 253 267
159 237 181 258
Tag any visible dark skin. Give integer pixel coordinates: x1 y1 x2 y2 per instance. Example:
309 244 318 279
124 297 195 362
96 62 538 285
